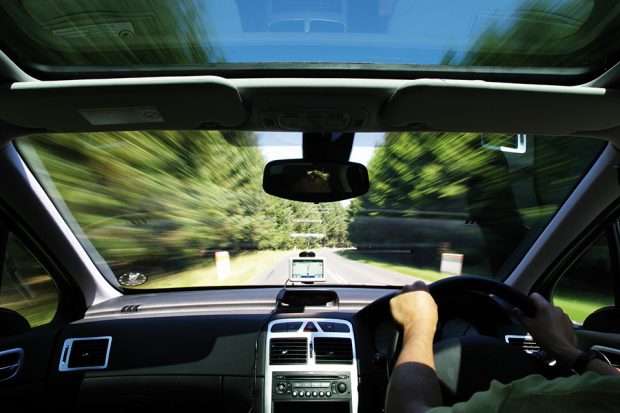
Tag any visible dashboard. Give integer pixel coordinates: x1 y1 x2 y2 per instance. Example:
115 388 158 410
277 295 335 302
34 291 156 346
32 286 530 413
266 318 358 413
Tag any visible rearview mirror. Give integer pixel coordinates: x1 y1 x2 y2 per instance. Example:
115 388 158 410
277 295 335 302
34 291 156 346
263 159 369 202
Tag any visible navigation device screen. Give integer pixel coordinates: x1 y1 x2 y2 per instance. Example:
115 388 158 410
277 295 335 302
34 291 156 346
290 258 325 282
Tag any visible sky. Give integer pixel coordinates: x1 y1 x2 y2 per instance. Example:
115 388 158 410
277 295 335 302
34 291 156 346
257 132 385 166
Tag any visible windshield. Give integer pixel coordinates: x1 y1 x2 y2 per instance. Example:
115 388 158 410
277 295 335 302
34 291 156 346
1 0 620 80
16 131 603 289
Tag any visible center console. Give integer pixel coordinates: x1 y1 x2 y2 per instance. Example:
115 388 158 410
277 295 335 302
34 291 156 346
265 318 358 413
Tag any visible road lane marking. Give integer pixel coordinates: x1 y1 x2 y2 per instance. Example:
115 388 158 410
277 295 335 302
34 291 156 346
326 268 347 284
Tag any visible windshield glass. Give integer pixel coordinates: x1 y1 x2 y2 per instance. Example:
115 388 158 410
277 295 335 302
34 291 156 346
1 0 619 79
16 131 604 289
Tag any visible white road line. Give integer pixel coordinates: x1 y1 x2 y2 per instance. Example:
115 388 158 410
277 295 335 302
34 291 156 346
325 268 347 284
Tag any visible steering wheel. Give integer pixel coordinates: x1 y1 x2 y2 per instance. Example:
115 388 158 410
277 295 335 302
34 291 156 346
364 276 566 405
430 275 536 318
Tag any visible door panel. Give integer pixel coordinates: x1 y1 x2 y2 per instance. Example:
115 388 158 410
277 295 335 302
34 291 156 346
576 330 620 367
0 325 60 408
0 228 65 409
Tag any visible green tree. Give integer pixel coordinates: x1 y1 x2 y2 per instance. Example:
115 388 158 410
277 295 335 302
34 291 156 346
21 131 269 273
442 0 619 69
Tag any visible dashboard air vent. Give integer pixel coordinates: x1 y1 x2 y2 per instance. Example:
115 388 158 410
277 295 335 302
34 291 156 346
59 337 112 371
315 337 353 364
120 305 140 313
505 335 540 354
270 338 308 365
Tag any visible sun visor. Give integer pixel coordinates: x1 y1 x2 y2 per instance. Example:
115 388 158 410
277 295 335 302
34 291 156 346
382 79 620 135
0 76 246 132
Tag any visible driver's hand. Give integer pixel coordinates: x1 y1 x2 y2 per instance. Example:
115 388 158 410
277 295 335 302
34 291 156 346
513 293 580 366
390 281 438 336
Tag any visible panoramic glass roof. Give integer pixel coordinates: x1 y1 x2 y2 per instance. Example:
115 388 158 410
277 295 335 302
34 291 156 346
1 0 620 80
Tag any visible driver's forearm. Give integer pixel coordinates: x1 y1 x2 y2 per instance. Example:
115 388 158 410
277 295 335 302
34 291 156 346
385 327 442 413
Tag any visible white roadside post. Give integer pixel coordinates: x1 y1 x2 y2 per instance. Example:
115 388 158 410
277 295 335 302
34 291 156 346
215 251 231 281
440 253 464 276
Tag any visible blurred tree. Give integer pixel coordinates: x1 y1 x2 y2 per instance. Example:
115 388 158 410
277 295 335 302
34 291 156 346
20 130 352 280
441 0 617 69
0 0 225 66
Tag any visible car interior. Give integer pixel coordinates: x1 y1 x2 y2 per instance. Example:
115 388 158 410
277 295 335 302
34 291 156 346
1 1 620 412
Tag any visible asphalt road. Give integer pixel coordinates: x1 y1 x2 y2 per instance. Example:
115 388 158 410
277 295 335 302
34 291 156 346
249 250 420 286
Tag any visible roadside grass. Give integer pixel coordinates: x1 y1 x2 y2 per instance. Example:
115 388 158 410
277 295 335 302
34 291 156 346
553 293 612 324
137 250 290 289
339 250 450 283
2 276 59 327
6 295 58 328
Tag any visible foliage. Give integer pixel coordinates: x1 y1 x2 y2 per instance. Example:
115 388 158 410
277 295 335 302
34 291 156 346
348 131 603 276
19 131 349 279
442 0 617 68
1 0 224 66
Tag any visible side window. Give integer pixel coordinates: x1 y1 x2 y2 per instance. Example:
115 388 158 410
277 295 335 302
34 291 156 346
553 231 616 324
0 232 59 327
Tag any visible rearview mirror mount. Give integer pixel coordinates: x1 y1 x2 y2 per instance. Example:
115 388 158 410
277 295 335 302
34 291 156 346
263 159 369 202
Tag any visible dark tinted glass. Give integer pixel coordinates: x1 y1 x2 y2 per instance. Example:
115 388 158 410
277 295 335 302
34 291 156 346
0 0 618 79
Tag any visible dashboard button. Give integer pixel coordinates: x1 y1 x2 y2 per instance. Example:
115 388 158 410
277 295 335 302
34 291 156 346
319 392 324 397
292 391 298 397
271 323 287 332
318 322 334 332
318 322 350 333
287 322 302 332
305 391 311 397
333 323 350 333
326 391 332 397
299 392 304 398
304 322 318 332
312 392 318 397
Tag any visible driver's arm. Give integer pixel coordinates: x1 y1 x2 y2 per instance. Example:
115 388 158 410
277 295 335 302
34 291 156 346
385 282 443 413
515 293 620 377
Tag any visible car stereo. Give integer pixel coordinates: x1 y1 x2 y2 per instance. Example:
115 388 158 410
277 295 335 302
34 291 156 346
265 318 358 413
272 372 351 401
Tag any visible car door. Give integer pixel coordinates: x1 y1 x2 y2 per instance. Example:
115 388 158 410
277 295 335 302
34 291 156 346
538 217 620 367
0 218 84 409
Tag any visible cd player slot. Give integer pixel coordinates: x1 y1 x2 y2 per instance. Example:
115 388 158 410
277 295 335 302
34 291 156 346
278 375 339 380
